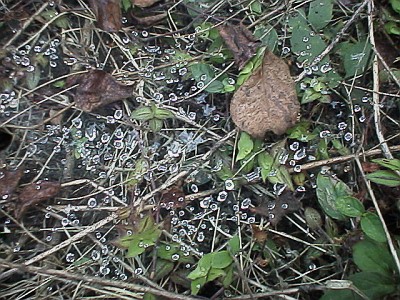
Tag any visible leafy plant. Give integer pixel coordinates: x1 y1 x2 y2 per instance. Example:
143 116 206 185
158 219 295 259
131 103 175 132
366 158 400 187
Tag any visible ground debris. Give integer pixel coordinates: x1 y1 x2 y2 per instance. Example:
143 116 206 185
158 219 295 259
0 168 23 200
250 190 301 226
88 0 122 32
131 12 167 26
15 181 61 219
66 70 134 112
230 51 300 138
218 23 260 70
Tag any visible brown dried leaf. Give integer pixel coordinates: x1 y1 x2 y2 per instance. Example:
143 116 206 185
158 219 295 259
251 224 268 244
250 190 301 226
88 0 122 32
230 51 300 138
67 70 134 112
0 168 23 199
132 12 167 26
160 187 186 209
218 23 260 70
15 181 61 219
132 0 161 8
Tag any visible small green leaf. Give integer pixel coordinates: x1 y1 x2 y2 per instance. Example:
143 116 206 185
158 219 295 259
222 264 234 288
385 21 400 35
53 80 66 88
211 251 232 269
366 170 400 187
360 213 387 243
352 240 394 275
371 158 400 171
339 39 372 78
254 25 278 51
316 173 349 220
121 0 132 12
350 272 396 300
390 0 400 14
308 0 333 31
131 106 154 121
268 166 294 191
250 0 262 14
190 276 207 295
257 151 274 171
153 259 174 281
149 118 163 132
320 290 361 300
335 196 365 217
153 107 175 120
304 207 322 230
26 66 41 89
228 234 240 255
188 254 212 280
236 132 254 162
205 80 224 93
143 293 157 300
206 268 226 282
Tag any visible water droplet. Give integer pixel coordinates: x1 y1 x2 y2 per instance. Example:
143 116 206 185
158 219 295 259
61 218 69 226
191 184 198 193
344 132 353 141
241 198 251 209
66 253 75 262
217 191 228 202
293 165 302 172
134 268 143 275
171 253 180 261
337 122 347 130
225 180 235 190
100 266 110 275
281 203 289 209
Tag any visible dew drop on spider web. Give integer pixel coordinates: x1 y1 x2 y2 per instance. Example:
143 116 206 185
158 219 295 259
66 253 75 262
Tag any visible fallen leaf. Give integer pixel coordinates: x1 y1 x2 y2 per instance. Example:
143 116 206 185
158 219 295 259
0 168 23 200
88 0 122 32
132 0 161 8
251 224 268 244
131 12 167 26
250 190 301 226
218 23 260 70
15 181 61 219
66 70 134 112
160 187 186 209
230 51 300 138
361 162 380 173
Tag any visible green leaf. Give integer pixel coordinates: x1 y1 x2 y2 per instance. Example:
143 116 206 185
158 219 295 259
53 80 66 88
350 272 396 300
257 151 274 172
360 213 387 243
211 251 232 269
131 106 154 121
290 24 328 66
304 207 322 230
286 8 308 28
316 173 350 220
286 121 317 142
236 132 254 162
250 0 262 14
352 240 394 275
268 166 294 191
372 158 400 171
188 254 212 280
149 118 163 132
153 259 174 281
254 25 278 51
228 234 240 255
157 243 194 264
190 276 207 295
308 0 333 30
390 0 400 14
26 66 41 89
206 268 226 282
153 107 175 120
143 293 157 300
339 39 372 78
335 196 365 217
320 290 362 300
366 170 400 187
222 264 234 288
121 0 132 12
385 21 400 35
205 80 224 93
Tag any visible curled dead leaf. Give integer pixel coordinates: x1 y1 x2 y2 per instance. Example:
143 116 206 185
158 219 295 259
15 181 61 219
89 0 122 32
218 23 260 70
230 51 300 138
67 70 134 112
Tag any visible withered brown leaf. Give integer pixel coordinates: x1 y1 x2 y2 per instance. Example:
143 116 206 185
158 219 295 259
218 23 260 70
131 12 167 26
0 168 23 200
251 224 268 244
250 190 301 226
160 187 186 209
88 0 122 32
67 70 134 112
230 51 300 138
132 0 161 8
15 181 61 219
